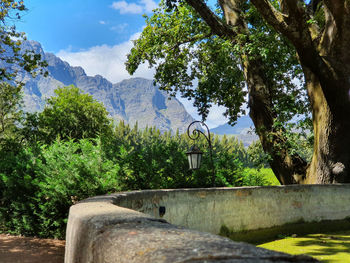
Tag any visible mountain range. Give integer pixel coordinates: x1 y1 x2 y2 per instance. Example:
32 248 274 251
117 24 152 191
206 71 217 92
18 41 196 134
17 40 257 142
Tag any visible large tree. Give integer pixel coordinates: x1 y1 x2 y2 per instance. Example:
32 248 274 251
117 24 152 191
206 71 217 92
127 0 350 184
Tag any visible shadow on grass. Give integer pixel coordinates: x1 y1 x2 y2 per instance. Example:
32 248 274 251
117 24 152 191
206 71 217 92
293 234 350 263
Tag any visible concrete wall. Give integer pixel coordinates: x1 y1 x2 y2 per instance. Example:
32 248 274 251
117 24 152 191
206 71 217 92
113 185 350 234
65 185 350 262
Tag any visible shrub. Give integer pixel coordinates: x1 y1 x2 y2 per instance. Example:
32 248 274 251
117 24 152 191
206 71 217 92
34 138 121 238
37 86 113 144
0 141 41 236
1 121 274 239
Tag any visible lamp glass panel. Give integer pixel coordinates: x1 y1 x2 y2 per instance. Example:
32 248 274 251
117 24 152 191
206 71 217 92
197 153 202 168
191 153 202 169
187 154 193 169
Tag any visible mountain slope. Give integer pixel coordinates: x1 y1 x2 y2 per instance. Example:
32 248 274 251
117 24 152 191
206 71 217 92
211 116 254 135
19 41 196 133
210 116 258 146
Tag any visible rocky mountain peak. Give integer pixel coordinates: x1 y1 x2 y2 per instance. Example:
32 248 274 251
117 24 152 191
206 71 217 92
21 41 196 133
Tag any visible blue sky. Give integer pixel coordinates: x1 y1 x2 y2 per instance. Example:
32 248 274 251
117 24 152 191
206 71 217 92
17 0 152 53
16 0 229 128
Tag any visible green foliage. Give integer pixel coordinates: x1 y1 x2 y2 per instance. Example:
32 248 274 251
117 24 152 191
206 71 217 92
126 1 246 122
270 121 313 162
0 141 41 236
126 1 311 129
242 168 280 186
0 0 47 83
0 80 286 239
126 0 316 185
37 85 113 144
34 139 121 238
108 122 257 189
0 138 122 239
0 82 22 142
1 118 276 238
246 141 270 169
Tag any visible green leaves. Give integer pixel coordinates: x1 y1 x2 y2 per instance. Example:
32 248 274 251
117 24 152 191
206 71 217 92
126 1 246 123
1 117 281 239
126 0 310 131
0 1 47 83
0 82 23 142
34 139 121 238
37 85 113 144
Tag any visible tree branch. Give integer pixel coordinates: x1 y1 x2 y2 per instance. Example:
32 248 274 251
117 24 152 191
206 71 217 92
250 0 289 35
323 0 346 23
251 0 317 51
185 0 236 39
168 33 212 52
281 0 302 15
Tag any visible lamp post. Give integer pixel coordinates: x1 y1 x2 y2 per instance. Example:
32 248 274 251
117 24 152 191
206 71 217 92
186 121 216 187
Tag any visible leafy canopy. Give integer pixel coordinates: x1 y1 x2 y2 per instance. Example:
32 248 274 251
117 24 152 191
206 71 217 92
37 86 112 143
0 0 47 83
0 82 22 141
126 1 310 128
0 0 48 145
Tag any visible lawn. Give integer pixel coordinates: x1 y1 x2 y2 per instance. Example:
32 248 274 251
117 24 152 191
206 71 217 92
258 230 350 262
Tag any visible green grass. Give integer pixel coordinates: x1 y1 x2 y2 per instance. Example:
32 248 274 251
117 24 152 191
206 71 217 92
258 168 280 185
258 230 350 262
244 168 280 186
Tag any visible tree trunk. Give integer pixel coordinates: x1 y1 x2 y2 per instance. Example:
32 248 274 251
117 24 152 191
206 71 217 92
293 2 350 184
186 0 350 184
218 0 308 184
243 56 308 185
248 0 350 184
302 66 350 184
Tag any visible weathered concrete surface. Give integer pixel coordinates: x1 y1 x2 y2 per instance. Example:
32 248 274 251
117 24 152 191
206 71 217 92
65 201 147 262
66 185 350 262
65 200 317 263
109 185 350 234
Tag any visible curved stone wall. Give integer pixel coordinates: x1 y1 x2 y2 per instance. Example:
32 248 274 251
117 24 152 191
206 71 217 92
65 185 350 262
112 185 350 234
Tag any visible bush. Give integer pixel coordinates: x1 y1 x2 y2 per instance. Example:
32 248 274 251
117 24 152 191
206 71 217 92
34 138 121 238
1 121 274 239
0 141 41 236
0 138 122 239
1 83 279 239
36 86 113 144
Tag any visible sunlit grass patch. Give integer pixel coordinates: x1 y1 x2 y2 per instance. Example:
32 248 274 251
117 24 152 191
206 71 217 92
258 230 350 262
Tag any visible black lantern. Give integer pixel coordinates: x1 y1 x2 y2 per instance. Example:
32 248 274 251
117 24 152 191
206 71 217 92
186 145 203 170
186 121 216 186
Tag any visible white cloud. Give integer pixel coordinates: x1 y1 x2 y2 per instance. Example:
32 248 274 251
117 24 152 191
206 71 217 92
206 105 229 128
111 1 143 14
110 0 157 14
176 96 229 128
110 23 128 32
140 0 158 12
99 20 106 25
56 33 154 83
